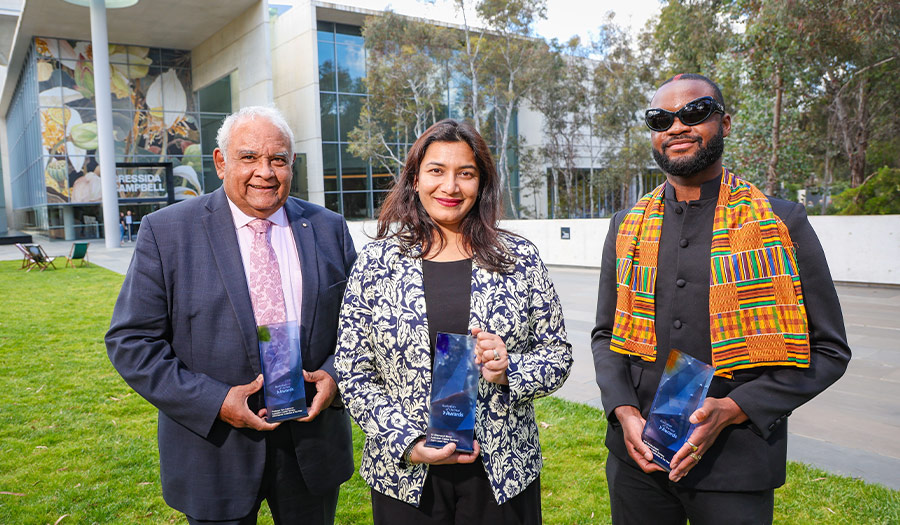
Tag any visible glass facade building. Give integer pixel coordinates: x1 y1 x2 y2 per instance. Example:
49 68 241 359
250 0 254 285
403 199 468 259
317 22 377 220
5 37 230 238
315 21 519 220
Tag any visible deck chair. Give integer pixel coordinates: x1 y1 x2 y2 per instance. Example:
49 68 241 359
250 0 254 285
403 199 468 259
15 243 34 270
25 244 59 272
66 242 90 268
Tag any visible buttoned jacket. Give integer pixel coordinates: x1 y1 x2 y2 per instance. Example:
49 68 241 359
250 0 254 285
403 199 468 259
335 233 572 506
592 177 851 491
106 188 356 520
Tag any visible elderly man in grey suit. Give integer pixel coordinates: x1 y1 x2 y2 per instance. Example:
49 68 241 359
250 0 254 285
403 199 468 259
106 106 355 524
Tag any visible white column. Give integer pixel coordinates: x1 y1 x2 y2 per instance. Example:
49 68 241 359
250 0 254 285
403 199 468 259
89 0 121 249
63 206 76 240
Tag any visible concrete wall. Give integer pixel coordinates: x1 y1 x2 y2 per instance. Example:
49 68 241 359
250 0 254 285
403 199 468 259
0 116 10 233
192 1 273 108
270 0 324 205
810 215 899 285
346 215 900 286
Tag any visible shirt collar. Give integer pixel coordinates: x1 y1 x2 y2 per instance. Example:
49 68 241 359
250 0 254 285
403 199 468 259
225 196 288 229
664 172 724 201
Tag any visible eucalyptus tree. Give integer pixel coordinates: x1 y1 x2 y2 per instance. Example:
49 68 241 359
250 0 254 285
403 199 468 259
347 12 456 180
592 18 655 210
529 37 590 218
477 0 552 217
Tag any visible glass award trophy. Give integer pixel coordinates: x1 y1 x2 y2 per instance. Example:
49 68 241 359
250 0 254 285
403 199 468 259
425 332 480 453
641 348 715 471
257 320 308 422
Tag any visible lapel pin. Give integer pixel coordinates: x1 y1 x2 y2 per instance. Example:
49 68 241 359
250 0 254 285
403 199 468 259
302 222 308 227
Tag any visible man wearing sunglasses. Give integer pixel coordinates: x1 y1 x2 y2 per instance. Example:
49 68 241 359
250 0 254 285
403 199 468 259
591 73 851 524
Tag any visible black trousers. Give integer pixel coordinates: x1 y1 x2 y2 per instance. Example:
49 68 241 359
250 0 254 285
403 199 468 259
186 425 339 525
371 459 541 525
606 453 773 525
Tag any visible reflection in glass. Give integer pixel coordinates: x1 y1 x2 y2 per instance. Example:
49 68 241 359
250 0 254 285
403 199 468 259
318 41 336 92
373 167 395 190
323 143 338 192
340 145 368 192
335 23 363 45
200 114 225 156
317 21 334 41
343 192 369 220
159 48 191 68
325 192 340 214
197 76 231 113
338 94 364 142
374 191 390 215
202 156 221 194
336 44 365 94
320 93 337 142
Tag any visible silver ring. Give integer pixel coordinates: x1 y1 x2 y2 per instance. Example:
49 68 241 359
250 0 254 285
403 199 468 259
687 441 698 452
493 350 501 361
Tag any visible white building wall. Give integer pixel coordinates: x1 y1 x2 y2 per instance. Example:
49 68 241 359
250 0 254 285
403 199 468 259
346 215 900 286
271 0 325 205
192 1 273 108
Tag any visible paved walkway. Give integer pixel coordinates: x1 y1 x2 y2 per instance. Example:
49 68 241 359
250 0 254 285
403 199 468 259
3 237 898 489
550 266 900 491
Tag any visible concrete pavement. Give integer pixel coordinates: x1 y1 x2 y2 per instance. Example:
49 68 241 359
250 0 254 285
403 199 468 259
2 237 898 489
549 266 900 491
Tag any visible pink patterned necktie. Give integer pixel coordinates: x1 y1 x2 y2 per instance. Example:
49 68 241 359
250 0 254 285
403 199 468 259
247 218 287 325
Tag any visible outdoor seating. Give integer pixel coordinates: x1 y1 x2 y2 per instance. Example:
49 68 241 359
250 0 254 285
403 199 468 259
24 244 59 272
66 242 91 268
15 243 33 270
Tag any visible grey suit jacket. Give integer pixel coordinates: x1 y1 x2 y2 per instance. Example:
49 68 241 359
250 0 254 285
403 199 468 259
106 188 356 520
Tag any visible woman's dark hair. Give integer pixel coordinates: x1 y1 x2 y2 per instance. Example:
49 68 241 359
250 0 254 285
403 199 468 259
376 118 514 273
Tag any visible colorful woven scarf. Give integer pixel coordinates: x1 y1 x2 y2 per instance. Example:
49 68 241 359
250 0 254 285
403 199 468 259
611 169 810 377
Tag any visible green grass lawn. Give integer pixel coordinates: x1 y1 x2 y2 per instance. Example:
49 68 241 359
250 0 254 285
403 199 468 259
0 261 897 524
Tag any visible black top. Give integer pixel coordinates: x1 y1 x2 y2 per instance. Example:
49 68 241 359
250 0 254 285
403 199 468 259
422 258 473 355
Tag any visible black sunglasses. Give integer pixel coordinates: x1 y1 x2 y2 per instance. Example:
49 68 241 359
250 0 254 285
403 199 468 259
644 96 725 132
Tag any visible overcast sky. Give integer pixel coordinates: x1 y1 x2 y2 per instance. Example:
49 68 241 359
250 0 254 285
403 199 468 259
336 0 663 44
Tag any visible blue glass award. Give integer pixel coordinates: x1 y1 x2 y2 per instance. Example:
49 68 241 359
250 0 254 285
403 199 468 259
258 320 308 422
641 348 715 471
425 332 480 453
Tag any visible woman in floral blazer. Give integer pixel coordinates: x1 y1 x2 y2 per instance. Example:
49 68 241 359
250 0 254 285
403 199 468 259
335 119 572 524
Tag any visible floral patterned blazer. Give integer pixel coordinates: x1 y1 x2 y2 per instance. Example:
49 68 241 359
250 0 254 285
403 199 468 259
335 233 572 506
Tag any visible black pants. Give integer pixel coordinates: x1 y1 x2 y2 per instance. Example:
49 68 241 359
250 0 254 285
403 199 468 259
186 426 339 525
371 459 541 525
606 453 773 525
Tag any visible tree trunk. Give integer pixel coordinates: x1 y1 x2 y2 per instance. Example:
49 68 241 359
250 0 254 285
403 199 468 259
766 67 783 196
849 76 869 187
822 150 832 215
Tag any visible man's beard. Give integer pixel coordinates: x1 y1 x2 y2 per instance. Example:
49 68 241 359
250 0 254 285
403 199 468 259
652 125 725 177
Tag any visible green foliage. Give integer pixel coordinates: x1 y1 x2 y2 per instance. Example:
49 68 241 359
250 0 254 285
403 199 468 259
347 12 457 180
591 16 655 211
0 262 897 522
832 167 900 215
652 0 733 81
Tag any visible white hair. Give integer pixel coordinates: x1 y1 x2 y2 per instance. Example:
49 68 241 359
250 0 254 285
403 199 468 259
216 106 295 161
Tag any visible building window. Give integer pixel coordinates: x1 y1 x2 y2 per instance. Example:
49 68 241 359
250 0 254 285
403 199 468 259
318 22 374 219
196 74 234 194
316 21 520 220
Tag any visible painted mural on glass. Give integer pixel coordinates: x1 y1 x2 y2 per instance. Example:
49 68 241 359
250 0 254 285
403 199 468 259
34 37 203 204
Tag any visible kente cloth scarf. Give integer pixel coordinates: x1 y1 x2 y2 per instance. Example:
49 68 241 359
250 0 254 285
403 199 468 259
611 169 810 378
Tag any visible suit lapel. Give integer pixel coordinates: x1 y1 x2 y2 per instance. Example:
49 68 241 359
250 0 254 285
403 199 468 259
202 189 261 374
285 198 319 351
